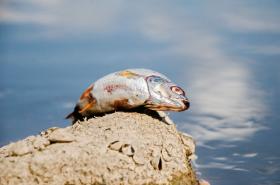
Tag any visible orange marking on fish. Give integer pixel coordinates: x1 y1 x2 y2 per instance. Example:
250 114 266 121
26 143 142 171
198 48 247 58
118 71 139 78
80 84 94 100
113 99 133 109
78 101 95 113
79 84 96 113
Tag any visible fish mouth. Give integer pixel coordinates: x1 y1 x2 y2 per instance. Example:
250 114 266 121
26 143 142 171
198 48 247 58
145 99 190 112
181 99 190 111
171 99 190 111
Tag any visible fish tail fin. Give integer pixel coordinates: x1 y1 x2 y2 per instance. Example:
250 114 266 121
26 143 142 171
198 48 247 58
65 105 83 125
65 111 74 119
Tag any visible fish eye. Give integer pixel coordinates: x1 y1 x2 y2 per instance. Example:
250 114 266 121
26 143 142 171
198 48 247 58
171 86 185 96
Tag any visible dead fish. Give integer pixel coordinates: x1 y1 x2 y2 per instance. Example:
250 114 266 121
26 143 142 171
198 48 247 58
66 69 189 124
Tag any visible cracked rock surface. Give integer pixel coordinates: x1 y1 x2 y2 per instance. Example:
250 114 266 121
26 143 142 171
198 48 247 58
0 112 198 185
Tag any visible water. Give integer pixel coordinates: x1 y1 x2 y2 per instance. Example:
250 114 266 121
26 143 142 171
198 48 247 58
1 1 280 184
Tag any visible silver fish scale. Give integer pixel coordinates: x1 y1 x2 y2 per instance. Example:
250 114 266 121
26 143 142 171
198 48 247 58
92 69 161 113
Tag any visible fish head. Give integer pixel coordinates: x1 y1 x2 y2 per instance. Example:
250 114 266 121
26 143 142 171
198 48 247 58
145 75 189 111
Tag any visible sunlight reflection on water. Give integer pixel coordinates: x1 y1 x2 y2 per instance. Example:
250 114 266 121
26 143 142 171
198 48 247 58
176 61 280 184
182 61 267 144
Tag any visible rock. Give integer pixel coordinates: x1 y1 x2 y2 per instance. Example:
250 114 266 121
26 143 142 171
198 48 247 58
0 112 198 185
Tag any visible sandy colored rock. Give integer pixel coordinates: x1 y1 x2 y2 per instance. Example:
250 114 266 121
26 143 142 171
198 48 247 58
0 112 198 185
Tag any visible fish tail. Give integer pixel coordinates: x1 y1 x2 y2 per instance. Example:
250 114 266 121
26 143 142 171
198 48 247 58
65 105 83 125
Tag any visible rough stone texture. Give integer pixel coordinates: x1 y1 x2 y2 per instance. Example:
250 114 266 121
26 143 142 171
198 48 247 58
0 112 198 185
